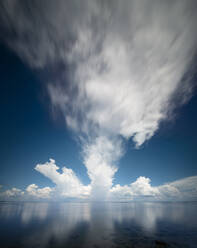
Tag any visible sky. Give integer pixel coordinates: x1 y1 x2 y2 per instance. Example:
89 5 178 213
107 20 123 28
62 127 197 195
0 0 197 201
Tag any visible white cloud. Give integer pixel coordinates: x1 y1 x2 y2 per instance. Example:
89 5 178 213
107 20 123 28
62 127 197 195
0 187 24 198
110 176 197 201
130 177 159 196
83 136 122 199
0 185 52 200
42 0 196 146
158 176 197 200
0 167 197 201
110 177 159 200
35 159 90 198
46 1 196 197
26 184 53 199
0 1 196 200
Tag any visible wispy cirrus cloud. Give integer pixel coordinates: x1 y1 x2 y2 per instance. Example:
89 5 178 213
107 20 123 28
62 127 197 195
0 0 197 199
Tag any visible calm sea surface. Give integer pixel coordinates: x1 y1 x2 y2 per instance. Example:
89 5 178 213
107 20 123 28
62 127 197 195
0 201 197 248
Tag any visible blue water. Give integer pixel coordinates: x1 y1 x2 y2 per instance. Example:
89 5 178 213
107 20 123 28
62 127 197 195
0 201 197 248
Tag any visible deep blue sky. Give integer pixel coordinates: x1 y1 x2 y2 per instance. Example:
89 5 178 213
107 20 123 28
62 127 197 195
0 43 197 190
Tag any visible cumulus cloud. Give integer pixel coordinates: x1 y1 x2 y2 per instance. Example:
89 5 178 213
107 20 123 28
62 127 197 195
83 136 122 199
0 184 53 200
1 187 24 198
110 176 197 201
35 159 90 198
0 156 197 201
0 0 197 199
26 184 53 199
110 177 159 200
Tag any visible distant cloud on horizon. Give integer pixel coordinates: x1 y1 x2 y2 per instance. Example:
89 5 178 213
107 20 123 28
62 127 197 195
1 158 197 202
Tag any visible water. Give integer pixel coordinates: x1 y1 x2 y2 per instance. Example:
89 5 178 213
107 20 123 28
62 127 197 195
0 201 197 248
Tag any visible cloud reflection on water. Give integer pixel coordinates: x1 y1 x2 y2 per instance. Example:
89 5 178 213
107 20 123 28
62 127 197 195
0 202 197 247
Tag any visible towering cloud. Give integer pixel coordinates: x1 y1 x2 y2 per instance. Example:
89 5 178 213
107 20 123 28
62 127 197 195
0 0 196 199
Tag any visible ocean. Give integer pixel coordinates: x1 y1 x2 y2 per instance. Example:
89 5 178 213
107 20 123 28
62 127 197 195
0 201 197 248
